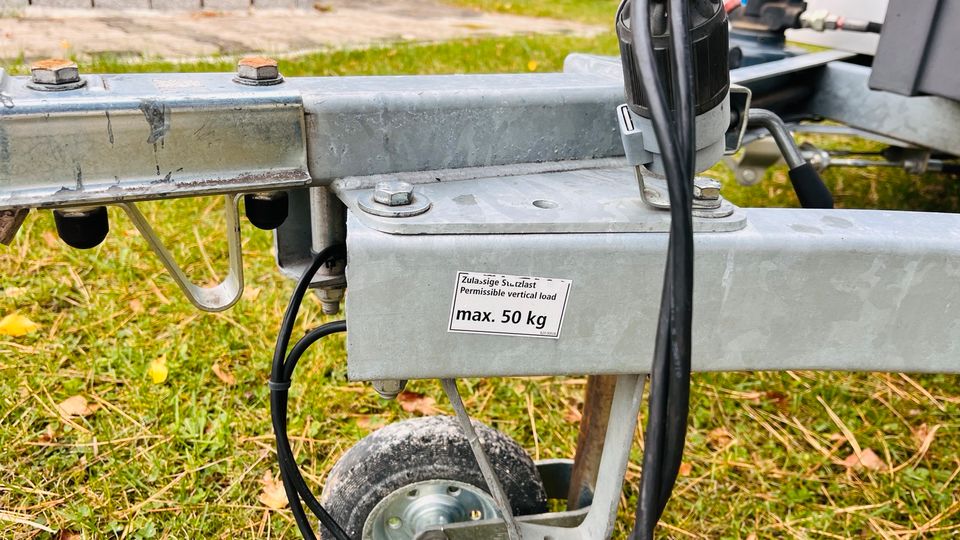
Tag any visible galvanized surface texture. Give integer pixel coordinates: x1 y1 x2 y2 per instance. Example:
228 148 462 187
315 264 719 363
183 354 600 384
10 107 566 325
0 51 875 213
808 61 960 156
0 74 311 210
334 166 746 235
345 206 960 380
0 71 625 212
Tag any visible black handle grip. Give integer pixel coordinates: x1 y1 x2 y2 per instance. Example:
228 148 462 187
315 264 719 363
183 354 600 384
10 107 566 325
788 162 834 209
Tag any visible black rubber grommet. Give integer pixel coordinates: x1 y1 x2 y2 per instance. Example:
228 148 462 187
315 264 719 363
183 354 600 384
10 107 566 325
244 191 290 230
53 206 109 250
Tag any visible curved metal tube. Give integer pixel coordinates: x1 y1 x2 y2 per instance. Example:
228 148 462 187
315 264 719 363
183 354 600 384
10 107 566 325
119 194 244 312
747 108 806 169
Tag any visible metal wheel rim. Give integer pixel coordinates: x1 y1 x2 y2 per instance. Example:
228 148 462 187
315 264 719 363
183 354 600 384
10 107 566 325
363 479 499 540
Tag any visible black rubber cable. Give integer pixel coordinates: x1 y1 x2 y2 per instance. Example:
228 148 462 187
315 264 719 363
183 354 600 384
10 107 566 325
626 0 696 538
270 246 351 540
657 0 695 520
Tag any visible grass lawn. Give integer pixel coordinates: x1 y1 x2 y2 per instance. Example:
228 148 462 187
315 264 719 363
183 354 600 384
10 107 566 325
3 5 960 540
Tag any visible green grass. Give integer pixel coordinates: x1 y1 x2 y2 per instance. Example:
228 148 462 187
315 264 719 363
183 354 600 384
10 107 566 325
3 12 960 540
445 0 621 25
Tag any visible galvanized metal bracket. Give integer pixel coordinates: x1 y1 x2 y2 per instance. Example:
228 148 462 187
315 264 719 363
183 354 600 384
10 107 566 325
333 164 747 236
0 77 311 211
119 194 244 312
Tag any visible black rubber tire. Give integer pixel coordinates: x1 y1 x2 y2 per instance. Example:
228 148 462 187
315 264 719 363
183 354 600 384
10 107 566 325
319 415 548 539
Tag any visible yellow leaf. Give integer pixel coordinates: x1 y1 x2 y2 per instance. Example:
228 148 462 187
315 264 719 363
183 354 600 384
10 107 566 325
57 395 97 418
527 60 538 72
147 358 168 384
0 313 40 336
259 470 288 509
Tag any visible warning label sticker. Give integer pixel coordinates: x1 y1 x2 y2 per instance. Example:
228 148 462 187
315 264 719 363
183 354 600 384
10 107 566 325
448 271 572 339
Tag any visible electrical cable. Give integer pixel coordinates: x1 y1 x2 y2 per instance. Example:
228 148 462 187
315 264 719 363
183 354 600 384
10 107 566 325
270 245 351 540
625 0 696 538
657 0 695 520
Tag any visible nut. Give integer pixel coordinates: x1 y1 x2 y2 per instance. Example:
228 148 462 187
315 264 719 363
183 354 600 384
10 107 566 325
30 59 80 85
373 181 414 206
693 177 722 201
372 380 407 400
237 56 280 81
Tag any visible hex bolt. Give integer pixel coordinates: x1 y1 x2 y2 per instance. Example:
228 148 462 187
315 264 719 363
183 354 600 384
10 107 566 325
372 379 407 400
315 287 344 315
373 181 415 207
30 59 80 85
693 177 722 201
236 56 281 82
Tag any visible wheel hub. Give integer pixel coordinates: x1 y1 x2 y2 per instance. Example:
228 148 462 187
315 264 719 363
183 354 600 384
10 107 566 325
365 480 499 539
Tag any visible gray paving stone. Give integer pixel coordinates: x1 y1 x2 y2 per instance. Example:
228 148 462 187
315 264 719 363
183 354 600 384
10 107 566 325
201 0 251 10
94 0 150 8
251 0 307 9
0 0 29 10
32 0 94 7
150 0 200 10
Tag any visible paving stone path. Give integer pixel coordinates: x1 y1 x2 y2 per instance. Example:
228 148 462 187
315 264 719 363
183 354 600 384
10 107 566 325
0 0 602 62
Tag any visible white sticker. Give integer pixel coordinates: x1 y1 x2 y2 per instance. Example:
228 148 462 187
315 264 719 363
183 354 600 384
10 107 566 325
448 271 572 339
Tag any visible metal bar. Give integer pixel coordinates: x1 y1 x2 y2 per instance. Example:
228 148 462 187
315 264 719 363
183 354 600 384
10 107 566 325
1 50 867 213
427 375 645 540
747 109 806 169
440 378 522 540
0 80 312 210
566 375 617 511
343 167 960 380
807 61 960 156
0 71 624 212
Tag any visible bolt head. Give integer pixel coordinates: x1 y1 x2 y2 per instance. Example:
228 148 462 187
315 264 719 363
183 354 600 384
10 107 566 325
693 177 722 201
374 181 414 206
372 379 407 400
237 56 280 81
30 59 80 85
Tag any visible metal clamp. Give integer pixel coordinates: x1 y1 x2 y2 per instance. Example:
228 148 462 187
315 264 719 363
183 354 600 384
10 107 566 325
119 194 244 312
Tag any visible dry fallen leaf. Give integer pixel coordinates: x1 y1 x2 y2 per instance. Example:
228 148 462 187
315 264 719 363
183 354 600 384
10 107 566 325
242 286 262 302
841 448 887 472
563 404 582 423
356 415 387 431
42 230 59 248
211 362 237 386
678 462 693 476
707 427 734 449
0 313 40 337
38 424 58 443
129 299 144 314
57 395 97 418
259 470 288 509
147 357 169 384
3 287 26 298
397 391 440 415
912 423 930 449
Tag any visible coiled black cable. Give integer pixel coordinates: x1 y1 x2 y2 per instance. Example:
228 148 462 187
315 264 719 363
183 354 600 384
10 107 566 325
270 245 350 540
